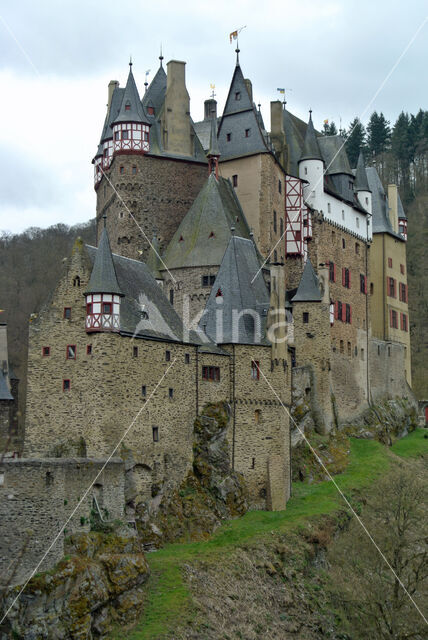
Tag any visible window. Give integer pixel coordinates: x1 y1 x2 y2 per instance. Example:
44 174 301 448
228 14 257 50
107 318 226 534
86 302 93 315
251 457 255 469
166 350 171 362
273 210 277 232
278 179 282 194
251 360 260 380
209 231 215 238
232 174 238 187
401 313 408 332
142 385 146 397
66 345 76 360
64 307 71 319
245 128 250 137
370 282 374 295
388 277 396 298
328 262 336 282
226 133 231 142
337 301 343 321
342 210 345 221
342 238 346 249
360 274 367 294
388 257 393 268
86 345 92 355
133 346 138 357
390 309 398 329
132 166 137 175
202 275 216 287
356 218 360 229
114 131 120 141
365 196 369 206
169 388 174 399
216 288 222 297
274 250 278 263
355 242 360 254
280 217 284 236
340 340 344 353
254 409 261 423
303 312 309 324
120 166 125 175
202 366 220 381
235 91 241 100
122 130 129 140
63 379 71 391
42 346 50 357
103 302 112 314
179 235 184 242
345 304 351 324
125 102 131 111
73 276 80 287
119 211 124 219
400 264 405 275
152 426 159 442
399 283 408 303
342 267 351 289
304 166 308 175
361 348 365 361
169 289 174 305
45 471 54 487
185 353 190 364
147 106 155 115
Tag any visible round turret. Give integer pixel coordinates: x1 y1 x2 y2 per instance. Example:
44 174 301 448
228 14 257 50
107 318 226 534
111 62 150 156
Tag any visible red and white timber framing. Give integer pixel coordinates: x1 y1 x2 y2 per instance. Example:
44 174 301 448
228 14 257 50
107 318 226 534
112 123 150 154
85 293 121 332
285 176 311 259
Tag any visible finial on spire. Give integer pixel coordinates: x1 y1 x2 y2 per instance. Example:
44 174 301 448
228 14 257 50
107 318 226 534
235 46 240 65
129 56 133 69
103 214 107 228
159 44 164 66
258 102 261 111
309 108 312 117
231 225 235 236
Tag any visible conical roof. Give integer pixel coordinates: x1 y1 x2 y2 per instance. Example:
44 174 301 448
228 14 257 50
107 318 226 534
201 235 270 344
299 113 323 162
142 64 167 116
112 65 149 126
354 151 370 192
292 258 322 302
85 226 123 295
163 174 251 269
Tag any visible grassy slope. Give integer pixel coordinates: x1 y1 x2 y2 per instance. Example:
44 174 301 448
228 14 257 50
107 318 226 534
113 430 427 640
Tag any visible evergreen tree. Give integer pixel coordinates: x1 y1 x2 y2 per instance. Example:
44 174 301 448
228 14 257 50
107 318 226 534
345 117 366 168
391 111 412 193
366 111 391 158
322 121 337 136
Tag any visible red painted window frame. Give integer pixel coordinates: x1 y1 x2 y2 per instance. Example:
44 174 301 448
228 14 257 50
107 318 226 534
86 345 92 355
86 303 92 315
202 366 220 382
102 302 112 314
387 277 396 298
390 309 398 329
251 360 260 380
388 257 393 268
66 344 76 360
42 346 50 357
63 307 71 319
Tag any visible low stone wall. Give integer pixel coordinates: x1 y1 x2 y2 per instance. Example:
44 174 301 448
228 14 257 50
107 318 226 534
0 458 124 587
369 338 414 404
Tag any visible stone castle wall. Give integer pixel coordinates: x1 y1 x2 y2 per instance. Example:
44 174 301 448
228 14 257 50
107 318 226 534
96 154 207 261
0 458 124 587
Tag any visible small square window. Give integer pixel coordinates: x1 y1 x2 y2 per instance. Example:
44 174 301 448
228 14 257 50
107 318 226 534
122 130 129 140
66 345 76 360
142 385 146 397
303 312 309 324
103 302 112 314
232 174 238 187
226 133 231 142
133 346 138 357
63 379 71 391
185 353 190 364
86 345 92 355
120 166 125 175
166 350 171 362
169 388 174 399
152 426 159 442
64 307 71 319
132 166 137 175
42 346 50 357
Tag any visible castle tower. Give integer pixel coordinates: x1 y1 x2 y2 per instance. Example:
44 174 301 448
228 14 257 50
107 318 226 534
85 220 123 333
298 111 324 202
354 151 372 214
111 62 151 156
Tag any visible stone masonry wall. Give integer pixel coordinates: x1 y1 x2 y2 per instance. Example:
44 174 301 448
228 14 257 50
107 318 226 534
369 338 413 404
161 265 220 326
96 154 207 261
0 458 124 587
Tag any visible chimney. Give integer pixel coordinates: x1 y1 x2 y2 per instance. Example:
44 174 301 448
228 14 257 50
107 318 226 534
163 60 192 156
108 80 119 111
387 184 399 233
244 78 253 102
204 98 217 120
270 101 287 168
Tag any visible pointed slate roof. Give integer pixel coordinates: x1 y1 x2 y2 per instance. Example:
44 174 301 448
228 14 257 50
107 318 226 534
162 174 252 269
397 192 407 220
142 64 167 117
201 236 270 344
317 135 352 176
354 151 370 192
94 86 125 158
85 226 123 295
299 113 323 162
366 167 404 241
112 65 149 126
292 258 322 302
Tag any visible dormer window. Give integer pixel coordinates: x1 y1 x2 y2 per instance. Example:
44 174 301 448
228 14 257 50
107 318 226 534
179 235 184 242
235 91 241 100
209 231 215 238
147 106 154 115
227 133 231 142
125 102 131 111
216 288 222 297
245 128 250 137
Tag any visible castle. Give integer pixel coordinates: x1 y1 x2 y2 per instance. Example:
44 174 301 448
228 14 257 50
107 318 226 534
0 49 414 586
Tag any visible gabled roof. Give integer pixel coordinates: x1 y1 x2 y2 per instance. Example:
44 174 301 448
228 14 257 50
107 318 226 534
318 136 352 176
142 64 167 117
112 65 149 126
397 192 407 220
162 174 252 269
299 113 323 162
292 258 322 302
354 151 370 192
85 227 123 296
222 63 253 116
201 235 270 345
365 167 404 241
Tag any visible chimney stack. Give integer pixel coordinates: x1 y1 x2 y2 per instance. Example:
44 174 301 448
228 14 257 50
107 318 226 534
162 60 192 156
107 80 119 111
270 101 287 169
204 98 217 120
244 78 253 102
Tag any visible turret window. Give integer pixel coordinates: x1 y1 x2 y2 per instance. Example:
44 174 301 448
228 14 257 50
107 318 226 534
103 302 112 314
64 307 71 319
42 346 50 357
122 130 129 140
278 180 282 194
147 106 155 115
125 102 131 111
232 175 238 187
245 128 250 137
251 360 260 380
235 91 241 100
114 132 120 141
66 345 76 360
152 426 159 442
86 303 92 315
226 133 232 142
303 312 309 324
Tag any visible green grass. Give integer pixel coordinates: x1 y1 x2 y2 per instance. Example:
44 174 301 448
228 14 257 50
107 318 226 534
113 432 426 640
391 428 428 458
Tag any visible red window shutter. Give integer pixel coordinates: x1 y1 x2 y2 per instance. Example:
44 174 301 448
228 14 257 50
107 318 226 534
349 305 352 324
333 263 336 282
334 301 338 319
405 285 408 303
342 267 345 286
400 313 403 330
348 270 351 289
393 279 396 298
364 276 367 294
390 309 393 328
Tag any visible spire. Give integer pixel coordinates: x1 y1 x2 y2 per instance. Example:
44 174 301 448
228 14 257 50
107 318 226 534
112 63 149 126
354 151 371 192
85 226 123 296
292 258 322 302
206 112 220 177
299 111 323 162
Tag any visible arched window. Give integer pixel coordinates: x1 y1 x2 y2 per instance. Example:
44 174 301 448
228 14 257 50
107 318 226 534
73 276 80 287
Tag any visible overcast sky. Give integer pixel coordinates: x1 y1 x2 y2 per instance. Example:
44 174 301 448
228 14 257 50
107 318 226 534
0 0 426 234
